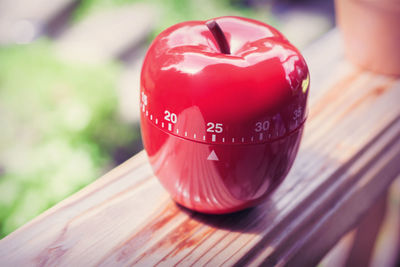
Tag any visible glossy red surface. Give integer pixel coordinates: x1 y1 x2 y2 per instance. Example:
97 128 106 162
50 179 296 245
140 16 309 214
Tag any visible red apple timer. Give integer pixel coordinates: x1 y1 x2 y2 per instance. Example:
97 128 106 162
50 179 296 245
140 16 309 214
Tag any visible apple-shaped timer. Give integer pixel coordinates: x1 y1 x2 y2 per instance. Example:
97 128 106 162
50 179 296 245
140 16 309 214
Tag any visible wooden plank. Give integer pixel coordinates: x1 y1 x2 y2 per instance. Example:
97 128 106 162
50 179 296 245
1 29 400 266
321 175 400 267
371 176 400 267
345 191 388 267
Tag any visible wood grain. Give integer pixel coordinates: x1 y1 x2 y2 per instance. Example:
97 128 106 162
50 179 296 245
1 29 399 267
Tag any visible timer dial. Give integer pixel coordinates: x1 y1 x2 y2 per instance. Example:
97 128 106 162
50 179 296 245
140 16 309 214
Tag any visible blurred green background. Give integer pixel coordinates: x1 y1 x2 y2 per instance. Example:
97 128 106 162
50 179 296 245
0 40 135 236
0 0 334 238
0 0 258 239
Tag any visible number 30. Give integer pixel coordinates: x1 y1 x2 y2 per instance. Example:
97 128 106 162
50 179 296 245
255 121 270 132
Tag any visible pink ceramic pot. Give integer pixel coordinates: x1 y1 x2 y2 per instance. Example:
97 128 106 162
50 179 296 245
335 0 400 75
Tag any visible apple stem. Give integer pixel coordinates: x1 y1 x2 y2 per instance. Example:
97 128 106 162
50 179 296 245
206 20 230 55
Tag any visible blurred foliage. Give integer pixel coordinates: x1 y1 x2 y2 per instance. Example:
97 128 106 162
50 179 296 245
0 0 268 238
73 0 273 37
0 40 138 237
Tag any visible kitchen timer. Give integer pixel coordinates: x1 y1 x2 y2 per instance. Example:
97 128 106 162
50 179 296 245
140 16 309 214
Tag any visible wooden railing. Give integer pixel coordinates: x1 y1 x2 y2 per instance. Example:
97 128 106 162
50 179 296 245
0 29 399 266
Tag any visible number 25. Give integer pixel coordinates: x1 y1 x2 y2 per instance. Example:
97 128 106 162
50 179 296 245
207 122 223 133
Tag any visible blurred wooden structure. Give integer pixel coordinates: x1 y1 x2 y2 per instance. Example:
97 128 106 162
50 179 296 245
0 28 399 266
0 0 79 44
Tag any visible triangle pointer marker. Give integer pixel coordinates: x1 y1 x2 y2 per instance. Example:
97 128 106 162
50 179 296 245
207 150 219 161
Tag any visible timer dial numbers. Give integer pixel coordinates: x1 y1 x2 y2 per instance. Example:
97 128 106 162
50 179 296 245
164 110 177 124
255 120 270 132
140 102 306 144
141 92 148 106
206 122 223 133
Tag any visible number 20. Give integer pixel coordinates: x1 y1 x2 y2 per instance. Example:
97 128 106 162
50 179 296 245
164 110 177 123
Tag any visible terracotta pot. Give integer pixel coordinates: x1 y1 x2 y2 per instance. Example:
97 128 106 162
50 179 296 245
335 0 400 75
